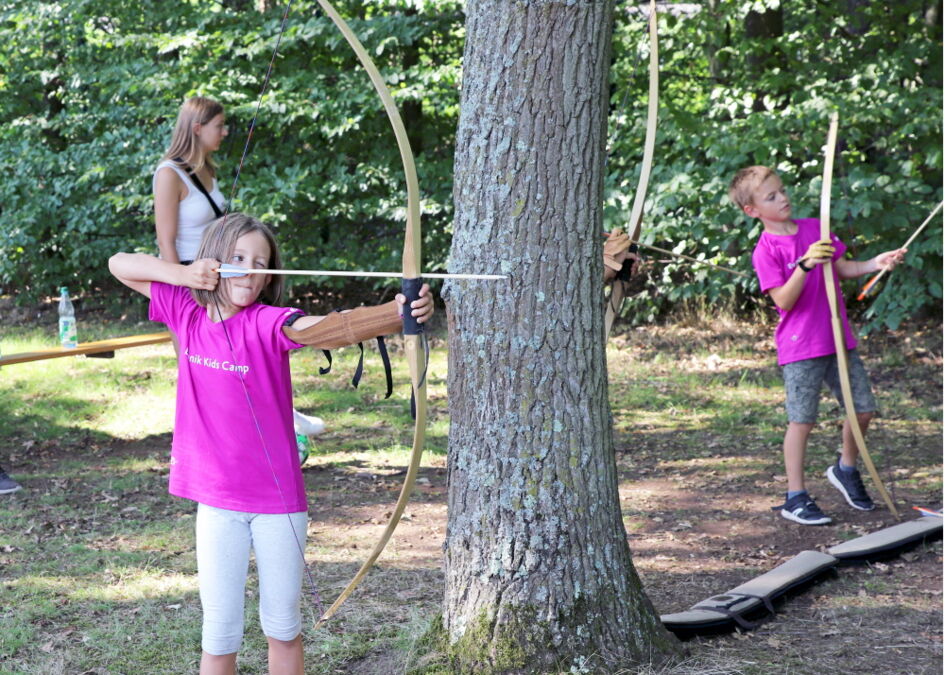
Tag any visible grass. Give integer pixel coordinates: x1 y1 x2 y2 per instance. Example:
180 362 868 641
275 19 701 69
1 316 440 674
0 309 941 673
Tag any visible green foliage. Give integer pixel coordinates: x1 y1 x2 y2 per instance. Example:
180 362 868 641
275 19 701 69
0 0 463 302
0 1 940 331
605 1 942 332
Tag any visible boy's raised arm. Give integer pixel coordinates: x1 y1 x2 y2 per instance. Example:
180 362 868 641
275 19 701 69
834 247 906 280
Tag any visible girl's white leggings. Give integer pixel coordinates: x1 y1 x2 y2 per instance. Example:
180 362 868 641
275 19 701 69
195 503 306 655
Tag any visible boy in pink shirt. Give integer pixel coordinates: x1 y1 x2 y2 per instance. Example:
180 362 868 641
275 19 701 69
730 166 904 525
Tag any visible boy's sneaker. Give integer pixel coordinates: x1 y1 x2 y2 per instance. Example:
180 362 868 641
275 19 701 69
0 471 22 495
826 461 875 511
773 492 832 525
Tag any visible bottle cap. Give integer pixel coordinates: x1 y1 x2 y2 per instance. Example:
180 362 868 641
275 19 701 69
59 286 68 294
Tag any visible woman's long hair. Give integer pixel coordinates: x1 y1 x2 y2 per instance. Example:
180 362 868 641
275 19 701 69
160 96 224 175
191 214 284 309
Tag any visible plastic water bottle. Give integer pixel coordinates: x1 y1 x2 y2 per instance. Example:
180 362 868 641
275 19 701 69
296 433 310 466
58 287 77 349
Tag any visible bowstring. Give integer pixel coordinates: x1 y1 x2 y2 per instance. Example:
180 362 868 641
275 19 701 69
210 295 324 620
835 135 896 500
225 3 294 206
210 0 325 621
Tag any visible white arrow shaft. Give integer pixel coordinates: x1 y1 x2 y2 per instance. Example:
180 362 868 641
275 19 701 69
217 268 506 280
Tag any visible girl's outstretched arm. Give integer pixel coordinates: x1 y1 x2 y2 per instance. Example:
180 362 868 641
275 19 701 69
109 254 219 298
288 283 434 332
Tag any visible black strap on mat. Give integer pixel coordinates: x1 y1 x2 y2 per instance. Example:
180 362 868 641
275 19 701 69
694 591 777 630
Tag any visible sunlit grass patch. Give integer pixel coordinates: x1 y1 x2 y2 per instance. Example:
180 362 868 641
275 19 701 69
72 571 197 604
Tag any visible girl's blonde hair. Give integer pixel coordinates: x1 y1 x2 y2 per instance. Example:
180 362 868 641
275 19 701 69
191 213 284 309
160 96 224 175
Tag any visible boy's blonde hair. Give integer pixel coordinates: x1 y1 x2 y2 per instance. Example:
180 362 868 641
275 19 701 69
729 165 778 210
160 96 224 175
192 213 284 308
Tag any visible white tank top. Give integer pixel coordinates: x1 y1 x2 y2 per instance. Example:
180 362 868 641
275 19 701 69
153 161 226 261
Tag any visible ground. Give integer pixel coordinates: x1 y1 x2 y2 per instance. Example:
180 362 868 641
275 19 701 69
0 302 940 674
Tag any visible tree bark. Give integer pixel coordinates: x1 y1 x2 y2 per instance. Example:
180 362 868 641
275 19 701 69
744 4 784 112
704 0 730 83
440 1 678 671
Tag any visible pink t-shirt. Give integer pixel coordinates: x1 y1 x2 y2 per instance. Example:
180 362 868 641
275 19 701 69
150 282 307 513
752 218 856 366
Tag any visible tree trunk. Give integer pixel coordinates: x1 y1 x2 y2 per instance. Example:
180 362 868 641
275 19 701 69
744 4 784 112
440 1 678 671
704 0 730 83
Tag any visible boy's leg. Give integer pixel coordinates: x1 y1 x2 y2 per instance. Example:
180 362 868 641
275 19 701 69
826 349 878 463
841 411 874 466
199 652 237 675
776 428 832 524
777 358 832 525
784 422 815 492
783 357 829 491
825 350 878 511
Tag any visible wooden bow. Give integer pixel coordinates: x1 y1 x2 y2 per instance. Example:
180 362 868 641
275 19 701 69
819 113 899 519
312 0 428 627
604 0 658 341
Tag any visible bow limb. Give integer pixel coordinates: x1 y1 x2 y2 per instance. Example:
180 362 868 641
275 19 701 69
819 112 899 519
605 0 658 341
313 0 427 627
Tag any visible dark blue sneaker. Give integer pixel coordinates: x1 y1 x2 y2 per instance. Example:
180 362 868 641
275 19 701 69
0 471 22 495
773 492 832 525
826 461 875 511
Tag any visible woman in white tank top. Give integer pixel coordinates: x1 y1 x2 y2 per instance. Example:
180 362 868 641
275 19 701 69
153 97 227 263
153 97 325 438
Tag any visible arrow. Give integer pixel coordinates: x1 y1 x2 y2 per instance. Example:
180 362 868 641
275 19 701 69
857 200 943 300
602 235 750 278
214 263 507 280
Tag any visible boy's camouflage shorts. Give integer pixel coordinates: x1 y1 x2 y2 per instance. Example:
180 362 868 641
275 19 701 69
782 350 877 424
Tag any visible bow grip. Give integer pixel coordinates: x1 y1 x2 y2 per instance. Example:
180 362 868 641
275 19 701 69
401 277 424 336
615 244 639 282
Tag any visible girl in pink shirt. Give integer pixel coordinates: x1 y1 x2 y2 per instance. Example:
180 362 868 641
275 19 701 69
110 213 433 675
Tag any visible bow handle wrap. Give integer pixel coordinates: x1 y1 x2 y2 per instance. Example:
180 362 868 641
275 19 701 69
400 278 424 336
